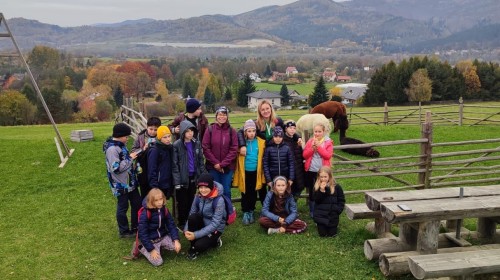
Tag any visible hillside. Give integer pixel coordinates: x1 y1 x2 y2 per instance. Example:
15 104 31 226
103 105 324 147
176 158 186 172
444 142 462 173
1 0 498 58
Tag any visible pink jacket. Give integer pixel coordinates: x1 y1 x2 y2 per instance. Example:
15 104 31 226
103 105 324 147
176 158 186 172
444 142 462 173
303 137 334 171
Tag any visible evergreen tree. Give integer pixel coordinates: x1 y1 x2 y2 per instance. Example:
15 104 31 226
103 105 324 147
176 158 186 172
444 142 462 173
203 87 216 112
264 65 272 77
280 84 290 106
237 74 255 107
224 87 232 101
113 86 124 107
309 77 329 108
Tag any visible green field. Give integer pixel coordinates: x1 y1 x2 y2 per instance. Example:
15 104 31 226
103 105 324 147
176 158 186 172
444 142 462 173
1 107 500 279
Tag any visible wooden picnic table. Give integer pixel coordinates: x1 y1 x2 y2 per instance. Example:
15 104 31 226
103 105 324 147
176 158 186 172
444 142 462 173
365 185 500 254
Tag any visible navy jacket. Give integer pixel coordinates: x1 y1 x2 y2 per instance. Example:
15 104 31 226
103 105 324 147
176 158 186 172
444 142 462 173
138 201 179 252
263 141 295 183
147 142 173 193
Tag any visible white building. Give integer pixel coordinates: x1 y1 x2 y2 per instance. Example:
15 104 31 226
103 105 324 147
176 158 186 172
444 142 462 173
246 90 282 110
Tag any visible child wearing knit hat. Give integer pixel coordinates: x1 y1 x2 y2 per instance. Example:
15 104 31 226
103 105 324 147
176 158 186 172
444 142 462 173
184 173 225 260
147 125 175 199
103 122 141 238
168 98 209 143
233 119 267 225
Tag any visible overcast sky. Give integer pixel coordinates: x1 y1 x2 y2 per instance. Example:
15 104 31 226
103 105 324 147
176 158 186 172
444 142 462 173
3 0 349 27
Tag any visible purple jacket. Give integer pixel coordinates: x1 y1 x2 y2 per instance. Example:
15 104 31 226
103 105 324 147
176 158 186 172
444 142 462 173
202 123 238 172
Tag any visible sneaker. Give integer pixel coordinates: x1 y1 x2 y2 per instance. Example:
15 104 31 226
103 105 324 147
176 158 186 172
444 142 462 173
268 228 280 235
186 252 198 260
248 211 255 224
119 230 135 238
242 212 250 225
217 237 222 248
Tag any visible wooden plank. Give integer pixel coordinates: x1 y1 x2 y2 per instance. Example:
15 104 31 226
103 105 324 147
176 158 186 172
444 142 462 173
365 185 500 211
344 203 381 220
380 244 500 277
380 195 500 223
408 248 500 279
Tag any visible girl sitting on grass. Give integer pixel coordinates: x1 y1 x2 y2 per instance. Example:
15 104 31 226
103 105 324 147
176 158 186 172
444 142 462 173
258 176 307 235
313 166 345 237
137 188 181 266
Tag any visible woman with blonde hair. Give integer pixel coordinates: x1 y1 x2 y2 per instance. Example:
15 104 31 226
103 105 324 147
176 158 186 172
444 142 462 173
237 100 284 155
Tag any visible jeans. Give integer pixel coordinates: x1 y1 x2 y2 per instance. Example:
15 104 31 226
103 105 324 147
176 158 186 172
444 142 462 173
116 188 141 234
209 169 234 198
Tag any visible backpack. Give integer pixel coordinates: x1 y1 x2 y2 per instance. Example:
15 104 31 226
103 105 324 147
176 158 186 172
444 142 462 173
129 206 168 259
195 194 236 225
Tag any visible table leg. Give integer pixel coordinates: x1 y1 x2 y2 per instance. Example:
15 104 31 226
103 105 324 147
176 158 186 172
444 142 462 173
417 220 440 254
477 217 497 242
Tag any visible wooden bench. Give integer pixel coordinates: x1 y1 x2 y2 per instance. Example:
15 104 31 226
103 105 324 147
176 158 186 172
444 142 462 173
345 203 391 237
408 248 500 279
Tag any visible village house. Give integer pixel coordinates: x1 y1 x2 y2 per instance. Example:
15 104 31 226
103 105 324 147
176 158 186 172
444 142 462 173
288 89 307 105
336 75 352 82
285 66 298 76
322 70 337 82
246 90 282 110
341 87 366 105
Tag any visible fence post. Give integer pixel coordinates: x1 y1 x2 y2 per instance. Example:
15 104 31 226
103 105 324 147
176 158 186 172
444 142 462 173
458 96 463 126
384 102 388 126
419 101 422 124
418 111 433 189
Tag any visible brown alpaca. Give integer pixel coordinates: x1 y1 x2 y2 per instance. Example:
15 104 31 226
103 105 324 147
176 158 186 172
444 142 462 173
339 129 380 158
310 101 349 133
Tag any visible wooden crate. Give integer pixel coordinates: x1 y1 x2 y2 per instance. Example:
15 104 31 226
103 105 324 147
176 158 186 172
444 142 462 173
71 130 94 142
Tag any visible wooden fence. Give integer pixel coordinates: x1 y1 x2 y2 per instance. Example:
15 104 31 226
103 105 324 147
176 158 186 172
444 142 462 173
335 111 500 195
345 99 500 127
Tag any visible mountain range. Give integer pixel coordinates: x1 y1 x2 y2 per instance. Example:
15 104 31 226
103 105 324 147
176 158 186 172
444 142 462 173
2 0 499 59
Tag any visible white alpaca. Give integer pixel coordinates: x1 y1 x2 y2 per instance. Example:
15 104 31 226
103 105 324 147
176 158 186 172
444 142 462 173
296 113 331 144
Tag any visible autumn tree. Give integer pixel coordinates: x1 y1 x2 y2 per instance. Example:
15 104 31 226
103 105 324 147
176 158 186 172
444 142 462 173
405 69 432 102
309 76 329 108
0 90 37 125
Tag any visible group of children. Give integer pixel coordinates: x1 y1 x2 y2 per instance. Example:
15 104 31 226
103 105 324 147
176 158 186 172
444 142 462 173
103 99 345 266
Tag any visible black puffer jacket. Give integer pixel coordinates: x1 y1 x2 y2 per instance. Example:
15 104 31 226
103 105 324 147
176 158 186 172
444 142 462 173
313 184 345 227
282 134 305 192
263 141 295 183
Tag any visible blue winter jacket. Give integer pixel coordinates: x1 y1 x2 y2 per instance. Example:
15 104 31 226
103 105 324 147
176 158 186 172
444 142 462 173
261 191 298 225
138 200 180 252
263 141 295 183
184 181 226 238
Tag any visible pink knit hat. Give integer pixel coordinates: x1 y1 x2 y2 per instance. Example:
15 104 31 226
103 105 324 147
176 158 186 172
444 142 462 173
243 119 256 131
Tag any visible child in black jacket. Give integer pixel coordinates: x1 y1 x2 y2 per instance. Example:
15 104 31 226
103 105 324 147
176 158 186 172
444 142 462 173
313 166 345 237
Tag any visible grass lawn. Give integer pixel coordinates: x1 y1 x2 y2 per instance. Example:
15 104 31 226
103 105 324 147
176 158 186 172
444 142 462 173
1 113 499 279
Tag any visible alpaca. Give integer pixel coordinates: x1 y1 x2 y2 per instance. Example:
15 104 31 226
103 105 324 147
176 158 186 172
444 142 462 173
296 113 331 143
310 101 349 133
339 130 380 158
